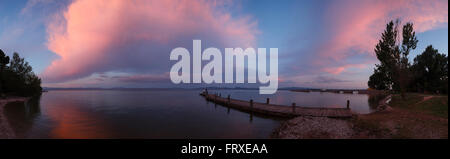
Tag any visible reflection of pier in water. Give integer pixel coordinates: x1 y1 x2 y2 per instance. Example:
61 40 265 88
201 92 353 119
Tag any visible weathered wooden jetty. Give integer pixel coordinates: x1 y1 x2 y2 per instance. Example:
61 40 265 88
200 92 353 118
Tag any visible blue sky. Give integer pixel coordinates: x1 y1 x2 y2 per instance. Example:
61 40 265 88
0 0 448 89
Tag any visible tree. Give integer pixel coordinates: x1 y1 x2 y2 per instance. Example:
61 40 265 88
369 20 418 99
9 52 32 77
368 66 391 90
396 22 418 99
0 49 9 68
2 52 42 96
0 49 10 95
411 45 448 94
369 21 398 91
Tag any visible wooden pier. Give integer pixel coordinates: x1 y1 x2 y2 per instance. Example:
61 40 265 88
201 93 353 118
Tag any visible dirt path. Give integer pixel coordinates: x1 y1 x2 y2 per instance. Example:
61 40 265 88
413 95 434 105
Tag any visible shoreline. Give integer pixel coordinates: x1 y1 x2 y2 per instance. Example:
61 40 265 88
0 97 30 139
271 94 448 139
271 94 391 139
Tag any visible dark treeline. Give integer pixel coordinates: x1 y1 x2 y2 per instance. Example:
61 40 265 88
368 20 448 97
0 49 42 97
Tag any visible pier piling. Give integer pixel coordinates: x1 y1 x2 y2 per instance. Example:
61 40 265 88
292 103 296 112
266 98 270 104
347 100 350 109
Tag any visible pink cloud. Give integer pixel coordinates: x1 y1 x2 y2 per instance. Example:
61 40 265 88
42 0 258 83
112 73 170 83
316 0 448 73
322 64 368 75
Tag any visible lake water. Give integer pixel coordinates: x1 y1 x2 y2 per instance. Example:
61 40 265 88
3 89 377 139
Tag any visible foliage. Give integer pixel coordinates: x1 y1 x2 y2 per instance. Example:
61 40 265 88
0 51 42 97
410 45 448 94
0 49 11 94
369 20 447 96
369 20 401 91
368 66 391 90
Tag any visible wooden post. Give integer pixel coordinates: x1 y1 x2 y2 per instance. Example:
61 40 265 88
347 100 350 109
214 93 217 107
292 103 296 113
227 95 230 102
250 99 253 108
266 98 270 104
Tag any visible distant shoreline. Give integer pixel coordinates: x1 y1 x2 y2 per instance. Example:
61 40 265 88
290 89 385 95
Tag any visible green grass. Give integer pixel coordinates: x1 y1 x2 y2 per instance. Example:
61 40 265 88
390 93 448 118
351 93 448 138
416 96 448 118
389 93 423 109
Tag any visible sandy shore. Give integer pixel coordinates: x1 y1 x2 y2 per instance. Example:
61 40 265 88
0 97 30 139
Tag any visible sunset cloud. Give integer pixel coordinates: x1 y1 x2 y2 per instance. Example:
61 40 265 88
276 0 447 88
316 0 448 73
42 0 258 82
322 64 367 75
111 73 170 83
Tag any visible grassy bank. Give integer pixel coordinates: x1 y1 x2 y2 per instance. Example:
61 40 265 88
389 94 448 118
273 93 448 139
352 93 448 138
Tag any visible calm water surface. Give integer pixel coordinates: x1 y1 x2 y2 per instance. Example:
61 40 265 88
3 89 377 138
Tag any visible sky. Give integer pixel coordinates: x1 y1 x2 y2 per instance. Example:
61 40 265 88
0 0 448 89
